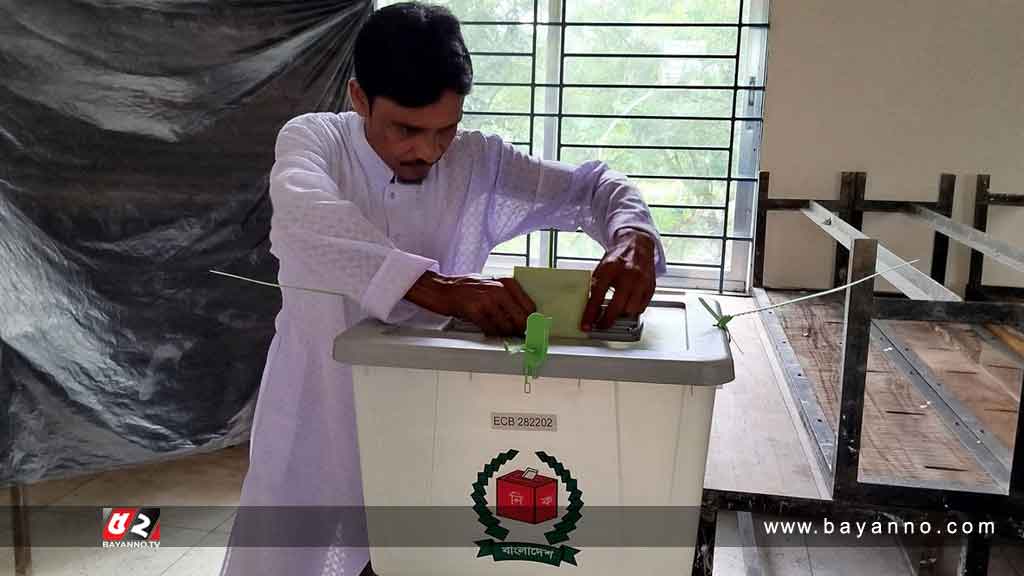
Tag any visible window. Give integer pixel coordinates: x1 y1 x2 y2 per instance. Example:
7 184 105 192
377 0 768 293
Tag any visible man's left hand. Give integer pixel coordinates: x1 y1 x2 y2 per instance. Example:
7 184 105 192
581 228 657 331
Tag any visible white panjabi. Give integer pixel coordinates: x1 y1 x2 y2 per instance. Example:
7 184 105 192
219 111 665 576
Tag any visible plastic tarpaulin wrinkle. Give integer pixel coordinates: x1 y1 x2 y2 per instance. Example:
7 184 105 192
0 0 373 485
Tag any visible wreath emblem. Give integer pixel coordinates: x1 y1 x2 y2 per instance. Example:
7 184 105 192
471 449 584 567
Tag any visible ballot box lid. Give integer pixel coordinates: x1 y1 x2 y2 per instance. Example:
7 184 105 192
333 298 734 386
498 470 557 488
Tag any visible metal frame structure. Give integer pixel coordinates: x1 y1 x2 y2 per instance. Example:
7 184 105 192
466 0 768 293
966 174 1024 302
695 170 1024 576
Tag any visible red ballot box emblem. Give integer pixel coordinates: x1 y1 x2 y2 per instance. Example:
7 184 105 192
496 468 558 524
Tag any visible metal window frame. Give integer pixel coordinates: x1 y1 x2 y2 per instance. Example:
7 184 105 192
468 1 768 293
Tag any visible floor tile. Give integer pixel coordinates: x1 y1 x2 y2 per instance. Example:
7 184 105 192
2 474 100 533
160 508 236 534
160 532 230 576
1 445 247 575
52 450 245 533
53 467 164 507
213 513 236 535
7 526 206 576
3 475 99 507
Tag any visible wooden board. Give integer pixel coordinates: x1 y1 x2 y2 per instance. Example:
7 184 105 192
989 325 1024 365
702 296 825 500
765 291 999 490
882 321 1022 450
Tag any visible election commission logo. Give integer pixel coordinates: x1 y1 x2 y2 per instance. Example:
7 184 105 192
472 449 583 567
102 508 161 549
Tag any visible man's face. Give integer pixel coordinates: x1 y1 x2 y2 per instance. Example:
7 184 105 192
350 80 464 183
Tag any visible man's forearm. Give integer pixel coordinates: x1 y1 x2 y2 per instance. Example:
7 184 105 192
404 270 456 317
404 271 537 336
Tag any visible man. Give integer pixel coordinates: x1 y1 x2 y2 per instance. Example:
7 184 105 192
220 3 665 575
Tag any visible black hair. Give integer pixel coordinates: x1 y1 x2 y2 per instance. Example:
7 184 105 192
353 2 474 108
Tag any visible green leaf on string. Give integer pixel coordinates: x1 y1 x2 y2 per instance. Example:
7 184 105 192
698 296 734 331
697 296 742 353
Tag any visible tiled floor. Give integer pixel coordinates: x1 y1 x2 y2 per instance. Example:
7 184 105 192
2 445 247 576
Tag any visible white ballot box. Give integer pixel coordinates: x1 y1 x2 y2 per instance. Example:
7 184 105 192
333 298 734 575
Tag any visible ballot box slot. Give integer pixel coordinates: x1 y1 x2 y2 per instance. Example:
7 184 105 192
444 301 686 342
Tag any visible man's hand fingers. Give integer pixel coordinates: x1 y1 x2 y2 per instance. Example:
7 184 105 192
484 308 511 337
598 282 631 329
624 283 650 316
475 317 499 337
496 294 530 335
499 279 537 316
581 273 613 332
624 275 656 315
466 306 497 337
485 302 518 337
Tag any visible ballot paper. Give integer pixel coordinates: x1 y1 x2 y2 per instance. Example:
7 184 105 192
513 267 591 339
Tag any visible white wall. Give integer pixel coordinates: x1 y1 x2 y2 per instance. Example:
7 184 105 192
760 0 1024 292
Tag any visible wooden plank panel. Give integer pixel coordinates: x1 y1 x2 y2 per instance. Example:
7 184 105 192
765 291 998 491
704 296 823 499
861 364 995 485
874 322 1012 481
884 321 1022 452
765 295 844 428
989 325 1024 362
943 325 1024 399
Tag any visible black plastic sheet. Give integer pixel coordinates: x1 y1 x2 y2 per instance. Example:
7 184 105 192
0 0 372 485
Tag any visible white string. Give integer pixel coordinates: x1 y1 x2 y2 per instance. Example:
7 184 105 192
209 269 347 298
732 258 922 319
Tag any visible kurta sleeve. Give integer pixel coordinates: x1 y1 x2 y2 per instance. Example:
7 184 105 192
269 114 438 321
473 133 667 274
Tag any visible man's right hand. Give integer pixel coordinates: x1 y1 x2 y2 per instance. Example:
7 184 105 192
405 271 537 337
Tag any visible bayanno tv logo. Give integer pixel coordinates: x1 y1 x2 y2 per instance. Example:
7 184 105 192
102 508 161 549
